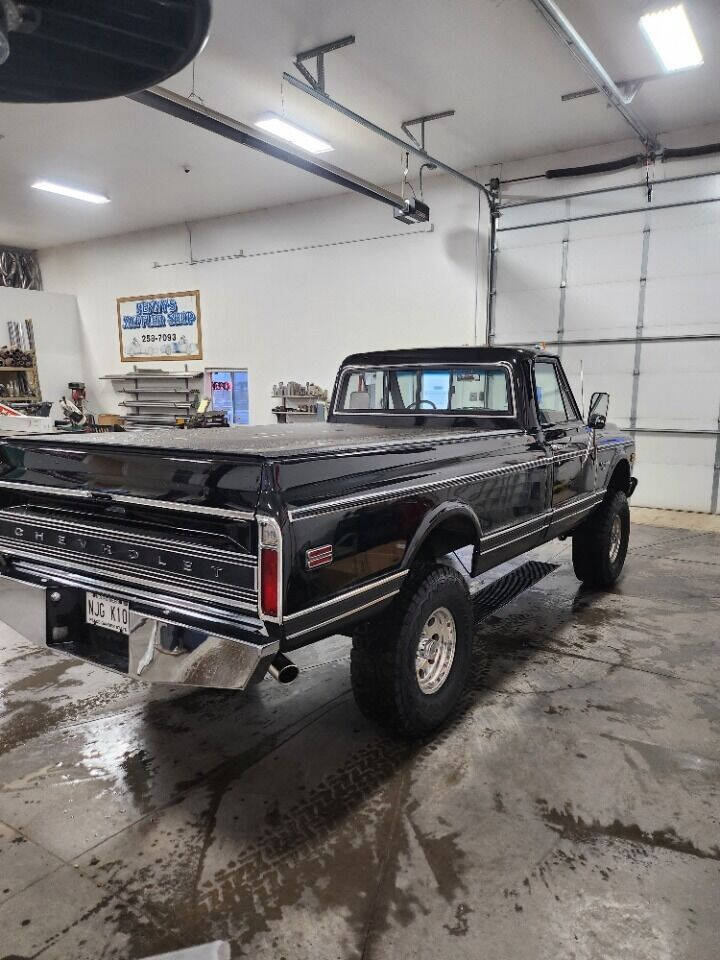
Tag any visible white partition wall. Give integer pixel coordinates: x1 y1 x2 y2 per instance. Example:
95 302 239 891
491 169 720 513
0 286 84 421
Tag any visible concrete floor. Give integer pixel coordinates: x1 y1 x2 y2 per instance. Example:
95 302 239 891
0 512 719 959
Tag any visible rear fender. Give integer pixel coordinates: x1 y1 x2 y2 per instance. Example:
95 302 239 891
402 501 482 571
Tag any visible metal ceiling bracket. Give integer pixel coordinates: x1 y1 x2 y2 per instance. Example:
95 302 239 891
562 74 658 105
526 0 661 153
282 72 493 205
401 110 456 151
293 35 355 94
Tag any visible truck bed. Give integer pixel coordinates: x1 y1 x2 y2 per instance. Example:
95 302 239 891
10 422 483 459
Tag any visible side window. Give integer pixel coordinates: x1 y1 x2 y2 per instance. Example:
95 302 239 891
339 370 385 410
534 361 568 424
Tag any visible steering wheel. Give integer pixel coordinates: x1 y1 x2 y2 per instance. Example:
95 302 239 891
406 399 437 410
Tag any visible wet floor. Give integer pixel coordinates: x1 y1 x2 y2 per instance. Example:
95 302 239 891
0 517 719 959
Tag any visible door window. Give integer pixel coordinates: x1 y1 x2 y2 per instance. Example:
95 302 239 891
534 361 569 424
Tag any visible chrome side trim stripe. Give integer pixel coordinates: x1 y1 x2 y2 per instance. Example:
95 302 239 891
0 480 256 522
283 569 409 621
285 591 401 640
289 457 554 520
481 511 552 542
548 501 602 525
552 489 606 513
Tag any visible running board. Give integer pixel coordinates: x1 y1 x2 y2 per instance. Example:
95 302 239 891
472 560 558 625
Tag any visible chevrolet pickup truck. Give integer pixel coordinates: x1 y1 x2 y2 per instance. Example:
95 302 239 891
0 347 636 735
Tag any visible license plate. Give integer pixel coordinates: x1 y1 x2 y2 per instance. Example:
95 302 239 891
86 592 130 635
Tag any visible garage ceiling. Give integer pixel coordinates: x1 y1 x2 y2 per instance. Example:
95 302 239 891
0 0 718 249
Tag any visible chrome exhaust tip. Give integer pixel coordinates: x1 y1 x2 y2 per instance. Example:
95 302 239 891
268 652 299 684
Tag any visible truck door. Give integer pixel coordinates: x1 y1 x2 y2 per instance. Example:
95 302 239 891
533 358 595 524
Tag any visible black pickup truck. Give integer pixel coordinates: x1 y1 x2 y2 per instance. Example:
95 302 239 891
0 347 636 735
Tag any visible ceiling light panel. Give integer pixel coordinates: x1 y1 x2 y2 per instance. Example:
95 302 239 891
640 5 704 72
31 180 110 204
255 115 333 154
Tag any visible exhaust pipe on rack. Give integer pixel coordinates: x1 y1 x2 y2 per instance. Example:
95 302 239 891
268 652 299 684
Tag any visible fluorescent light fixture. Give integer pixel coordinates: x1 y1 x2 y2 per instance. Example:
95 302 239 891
640 5 703 72
254 115 333 154
31 180 110 204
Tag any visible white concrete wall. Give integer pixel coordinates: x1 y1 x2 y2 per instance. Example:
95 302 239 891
39 175 486 423
0 286 83 420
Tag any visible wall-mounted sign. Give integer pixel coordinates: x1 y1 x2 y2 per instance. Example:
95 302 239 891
117 290 202 362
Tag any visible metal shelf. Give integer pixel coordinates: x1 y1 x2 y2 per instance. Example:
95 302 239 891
119 400 194 409
272 394 324 400
119 387 196 395
103 367 202 429
101 371 203 381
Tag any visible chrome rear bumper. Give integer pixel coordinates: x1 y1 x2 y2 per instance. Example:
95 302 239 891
0 570 278 690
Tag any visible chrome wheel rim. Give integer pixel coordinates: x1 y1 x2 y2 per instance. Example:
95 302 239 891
609 514 622 564
416 607 456 695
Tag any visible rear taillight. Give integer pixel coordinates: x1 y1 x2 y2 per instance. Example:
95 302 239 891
258 518 281 620
260 547 279 618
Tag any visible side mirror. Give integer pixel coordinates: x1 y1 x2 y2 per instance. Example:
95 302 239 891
588 391 609 430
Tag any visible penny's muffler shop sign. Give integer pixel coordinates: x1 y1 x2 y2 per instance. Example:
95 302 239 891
117 290 203 361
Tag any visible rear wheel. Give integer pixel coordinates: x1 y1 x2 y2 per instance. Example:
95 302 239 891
350 565 472 737
572 490 630 588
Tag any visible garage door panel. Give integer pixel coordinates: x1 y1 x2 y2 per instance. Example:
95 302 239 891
644 275 720 335
652 173 720 206
568 208 646 240
632 461 712 511
560 343 634 424
563 282 639 339
566 232 643 285
635 341 720 431
648 221 720 278
494 289 558 344
632 435 715 512
495 244 561 293
496 221 566 249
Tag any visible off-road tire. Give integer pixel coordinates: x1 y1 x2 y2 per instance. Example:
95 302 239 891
572 489 630 588
350 564 473 737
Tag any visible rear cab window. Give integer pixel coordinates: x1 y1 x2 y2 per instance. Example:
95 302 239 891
337 365 513 416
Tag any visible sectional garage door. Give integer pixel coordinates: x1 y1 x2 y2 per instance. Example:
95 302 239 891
490 169 720 513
